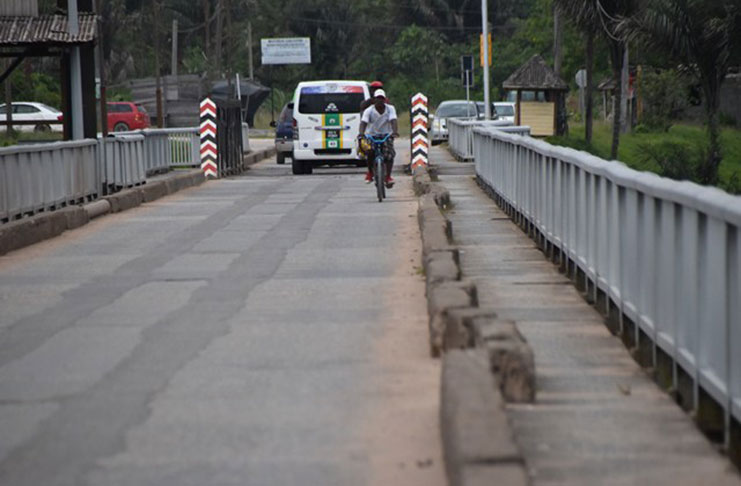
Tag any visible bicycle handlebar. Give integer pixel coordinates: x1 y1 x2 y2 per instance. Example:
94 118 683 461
365 133 392 144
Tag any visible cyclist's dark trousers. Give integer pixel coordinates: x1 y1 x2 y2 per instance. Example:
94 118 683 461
367 138 395 176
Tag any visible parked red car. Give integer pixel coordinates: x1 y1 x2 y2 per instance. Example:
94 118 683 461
107 102 150 132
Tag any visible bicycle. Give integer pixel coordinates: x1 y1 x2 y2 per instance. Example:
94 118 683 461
365 133 392 202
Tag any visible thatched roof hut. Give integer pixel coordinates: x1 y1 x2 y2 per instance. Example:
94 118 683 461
502 55 568 136
503 55 568 92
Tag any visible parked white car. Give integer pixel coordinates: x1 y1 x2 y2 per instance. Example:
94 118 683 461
494 102 516 124
430 100 480 145
0 102 63 132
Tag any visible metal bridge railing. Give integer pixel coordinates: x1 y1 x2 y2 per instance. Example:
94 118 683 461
448 118 528 160
115 128 201 173
1 127 202 223
99 134 147 193
0 140 99 222
473 126 741 442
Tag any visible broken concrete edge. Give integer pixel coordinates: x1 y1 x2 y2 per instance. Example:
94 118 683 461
243 147 277 169
0 169 208 256
441 349 530 486
413 164 451 209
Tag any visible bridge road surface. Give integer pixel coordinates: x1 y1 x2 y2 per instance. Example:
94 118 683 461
0 140 447 486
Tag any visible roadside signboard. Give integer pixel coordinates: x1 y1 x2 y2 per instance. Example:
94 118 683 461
575 69 587 88
261 38 312 65
461 55 474 88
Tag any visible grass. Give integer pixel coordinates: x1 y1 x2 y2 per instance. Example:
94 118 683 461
0 130 63 146
547 121 741 193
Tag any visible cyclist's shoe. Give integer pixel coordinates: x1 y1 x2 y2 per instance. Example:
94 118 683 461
364 171 373 184
385 175 395 188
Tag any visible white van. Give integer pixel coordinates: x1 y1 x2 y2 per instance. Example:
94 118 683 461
291 80 370 175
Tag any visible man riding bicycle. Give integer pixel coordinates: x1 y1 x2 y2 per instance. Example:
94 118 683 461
358 89 399 188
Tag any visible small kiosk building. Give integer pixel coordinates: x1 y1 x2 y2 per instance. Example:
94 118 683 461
502 54 568 137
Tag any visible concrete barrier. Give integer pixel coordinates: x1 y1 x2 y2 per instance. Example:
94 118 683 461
441 349 529 486
413 161 536 485
0 168 208 256
0 211 69 255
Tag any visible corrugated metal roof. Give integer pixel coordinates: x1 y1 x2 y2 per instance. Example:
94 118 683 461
0 14 97 46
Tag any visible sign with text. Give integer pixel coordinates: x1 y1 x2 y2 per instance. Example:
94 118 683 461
261 38 312 65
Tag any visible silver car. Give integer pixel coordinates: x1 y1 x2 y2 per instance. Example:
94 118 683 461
430 100 480 145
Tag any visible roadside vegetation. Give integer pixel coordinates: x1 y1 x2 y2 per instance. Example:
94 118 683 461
5 0 741 191
0 131 63 147
547 122 741 193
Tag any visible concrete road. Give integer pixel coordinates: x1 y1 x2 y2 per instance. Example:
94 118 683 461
0 145 445 486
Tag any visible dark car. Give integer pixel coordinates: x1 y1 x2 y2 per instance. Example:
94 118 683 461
271 103 293 165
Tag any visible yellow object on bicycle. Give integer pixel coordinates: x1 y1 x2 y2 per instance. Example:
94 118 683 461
359 137 372 153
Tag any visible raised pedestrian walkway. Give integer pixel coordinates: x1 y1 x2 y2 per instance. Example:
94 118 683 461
431 147 740 485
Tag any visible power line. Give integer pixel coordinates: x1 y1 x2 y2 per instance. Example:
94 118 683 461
289 17 473 31
283 14 507 32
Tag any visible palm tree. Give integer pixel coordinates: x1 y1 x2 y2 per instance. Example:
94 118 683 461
554 0 598 144
621 0 741 185
556 0 638 159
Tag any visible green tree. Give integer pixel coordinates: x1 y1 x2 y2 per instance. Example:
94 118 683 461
622 0 741 184
554 0 599 143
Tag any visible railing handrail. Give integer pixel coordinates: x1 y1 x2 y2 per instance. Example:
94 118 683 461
113 127 198 136
473 127 741 225
0 138 97 155
1 127 202 223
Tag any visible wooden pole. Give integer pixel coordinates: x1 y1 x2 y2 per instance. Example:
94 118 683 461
4 60 13 136
248 21 254 80
95 0 108 136
154 0 163 128
171 19 178 77
553 4 563 77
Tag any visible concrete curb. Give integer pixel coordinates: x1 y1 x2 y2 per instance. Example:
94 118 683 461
243 147 276 169
441 349 529 486
414 163 534 485
0 147 276 256
414 164 536 399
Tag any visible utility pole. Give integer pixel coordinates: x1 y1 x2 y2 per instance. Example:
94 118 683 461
68 0 84 139
95 0 108 137
4 60 13 135
553 4 563 76
203 0 211 59
620 44 629 133
153 0 163 128
481 0 491 119
171 19 178 77
248 21 254 80
215 0 224 78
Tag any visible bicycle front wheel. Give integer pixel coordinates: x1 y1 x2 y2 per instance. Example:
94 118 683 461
375 157 385 202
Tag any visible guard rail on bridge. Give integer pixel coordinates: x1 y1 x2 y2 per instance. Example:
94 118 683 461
0 140 99 222
117 127 201 174
1 127 201 223
448 118 529 160
473 127 741 443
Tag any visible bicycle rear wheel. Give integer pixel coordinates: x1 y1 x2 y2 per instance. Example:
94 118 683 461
375 156 385 202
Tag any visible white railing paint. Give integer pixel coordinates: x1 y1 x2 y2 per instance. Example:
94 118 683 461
1 127 202 222
448 118 527 160
473 127 741 439
0 140 99 222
